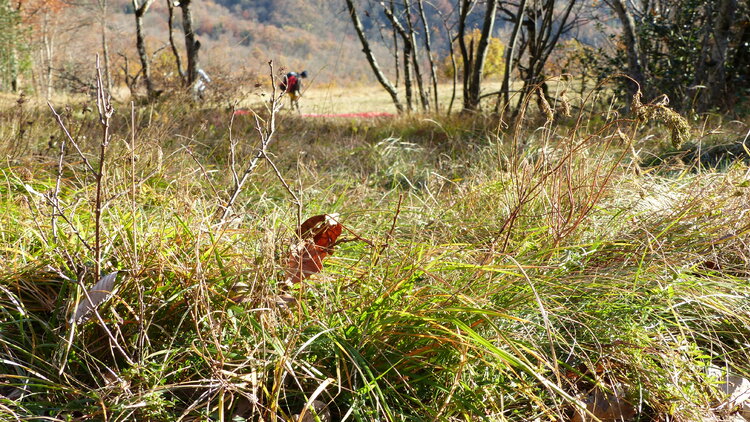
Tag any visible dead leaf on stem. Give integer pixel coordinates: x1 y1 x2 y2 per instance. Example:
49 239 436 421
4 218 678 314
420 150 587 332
286 214 343 283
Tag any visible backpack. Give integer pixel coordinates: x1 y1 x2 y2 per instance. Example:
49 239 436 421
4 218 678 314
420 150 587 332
280 73 298 93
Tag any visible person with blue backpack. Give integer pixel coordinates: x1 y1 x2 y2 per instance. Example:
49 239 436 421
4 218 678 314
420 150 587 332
279 70 308 111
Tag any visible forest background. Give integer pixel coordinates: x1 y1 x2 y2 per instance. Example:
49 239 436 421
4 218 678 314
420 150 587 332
1 0 747 114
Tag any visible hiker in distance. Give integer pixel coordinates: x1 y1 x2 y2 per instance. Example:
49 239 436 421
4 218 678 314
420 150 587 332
193 68 211 101
279 70 308 111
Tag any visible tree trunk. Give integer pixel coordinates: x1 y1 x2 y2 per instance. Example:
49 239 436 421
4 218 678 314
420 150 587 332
416 0 439 113
532 0 576 79
133 0 156 97
465 0 498 110
438 11 458 114
180 0 200 86
729 12 749 100
457 0 473 109
496 0 527 112
513 0 577 114
403 40 414 111
381 2 420 111
706 0 737 108
402 0 429 111
512 7 535 113
10 45 19 92
690 5 713 106
392 13 400 87
609 0 645 97
167 0 186 84
344 0 404 113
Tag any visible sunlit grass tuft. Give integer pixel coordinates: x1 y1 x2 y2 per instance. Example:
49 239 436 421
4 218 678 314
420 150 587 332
0 88 749 420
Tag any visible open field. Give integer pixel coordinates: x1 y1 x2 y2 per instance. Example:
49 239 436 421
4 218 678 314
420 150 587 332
237 80 583 115
0 78 584 116
1 85 750 421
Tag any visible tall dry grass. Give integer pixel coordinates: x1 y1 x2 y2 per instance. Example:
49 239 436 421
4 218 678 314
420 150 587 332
0 77 749 421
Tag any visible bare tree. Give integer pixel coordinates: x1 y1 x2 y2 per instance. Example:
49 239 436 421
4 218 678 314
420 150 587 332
401 0 430 111
133 0 156 98
402 24 414 110
606 0 644 98
457 0 498 111
509 0 580 113
166 0 186 85
436 7 459 113
345 0 404 113
345 0 448 113
35 0 107 94
695 0 737 109
39 10 58 98
416 0 440 112
496 0 528 112
178 0 200 86
118 52 141 94
381 1 416 111
392 15 400 87
466 0 497 110
456 0 474 110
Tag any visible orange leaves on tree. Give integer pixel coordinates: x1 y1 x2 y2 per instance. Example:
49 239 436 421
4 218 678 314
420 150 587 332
286 214 343 283
18 0 68 27
40 0 66 13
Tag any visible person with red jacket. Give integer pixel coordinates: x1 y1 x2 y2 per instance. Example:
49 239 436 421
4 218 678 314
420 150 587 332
279 70 308 111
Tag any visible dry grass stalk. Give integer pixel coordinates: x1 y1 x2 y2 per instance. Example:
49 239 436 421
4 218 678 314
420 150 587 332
632 90 690 148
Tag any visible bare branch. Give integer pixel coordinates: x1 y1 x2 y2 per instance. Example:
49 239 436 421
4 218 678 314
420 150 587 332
218 61 283 222
48 103 97 175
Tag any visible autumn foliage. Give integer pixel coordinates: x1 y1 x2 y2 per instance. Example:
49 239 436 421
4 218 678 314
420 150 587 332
19 0 67 25
285 214 343 283
442 28 505 79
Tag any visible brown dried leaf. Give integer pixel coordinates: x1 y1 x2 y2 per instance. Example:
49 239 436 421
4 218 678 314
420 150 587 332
572 385 637 422
286 214 343 283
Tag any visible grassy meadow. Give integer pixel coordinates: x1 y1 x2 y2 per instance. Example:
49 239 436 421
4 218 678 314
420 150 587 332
240 80 577 115
1 80 750 421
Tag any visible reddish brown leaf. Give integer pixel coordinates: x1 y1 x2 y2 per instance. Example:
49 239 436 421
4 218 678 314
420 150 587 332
286 214 342 283
571 386 636 422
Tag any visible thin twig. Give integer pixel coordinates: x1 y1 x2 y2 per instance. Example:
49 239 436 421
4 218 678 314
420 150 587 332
48 103 96 175
228 108 239 188
261 150 302 222
45 195 93 252
218 61 284 222
51 137 66 243
130 101 138 271
77 275 135 366
185 146 221 200
131 101 146 363
374 193 403 266
94 55 115 279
